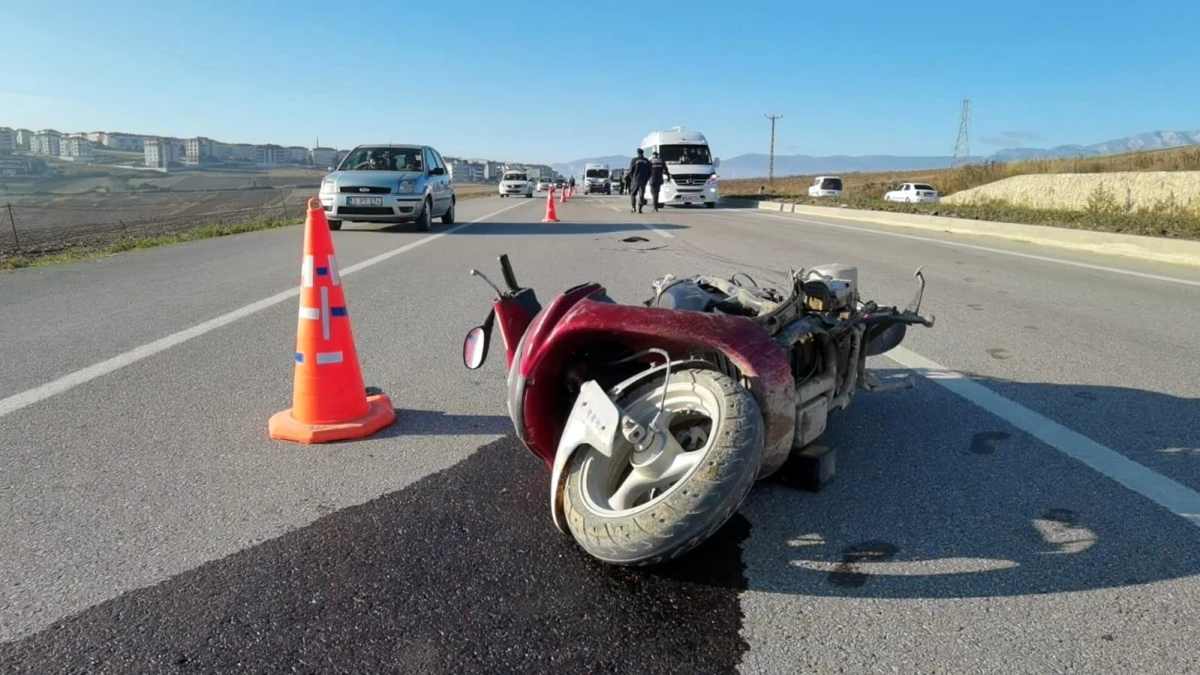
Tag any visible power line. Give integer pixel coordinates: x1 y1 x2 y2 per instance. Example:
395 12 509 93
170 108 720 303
764 114 783 184
953 99 971 167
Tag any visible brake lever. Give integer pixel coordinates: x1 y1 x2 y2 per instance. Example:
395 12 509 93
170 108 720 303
906 266 927 315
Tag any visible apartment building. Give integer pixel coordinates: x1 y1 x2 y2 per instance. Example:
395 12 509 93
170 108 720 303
0 127 13 152
311 146 338 169
34 129 62 156
144 137 181 168
255 144 283 166
14 129 36 151
86 132 146 152
185 136 211 164
283 146 308 164
230 143 255 161
60 135 94 161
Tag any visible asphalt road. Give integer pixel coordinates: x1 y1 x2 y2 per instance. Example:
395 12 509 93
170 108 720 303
1 192 1198 673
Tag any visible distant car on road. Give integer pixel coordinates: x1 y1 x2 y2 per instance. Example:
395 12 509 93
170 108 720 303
884 183 940 203
535 178 552 192
499 170 534 198
808 176 844 199
318 143 455 232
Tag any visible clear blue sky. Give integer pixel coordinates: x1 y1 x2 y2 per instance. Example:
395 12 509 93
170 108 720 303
2 0 1197 164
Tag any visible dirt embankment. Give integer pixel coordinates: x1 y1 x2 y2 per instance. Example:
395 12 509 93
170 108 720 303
942 171 1200 212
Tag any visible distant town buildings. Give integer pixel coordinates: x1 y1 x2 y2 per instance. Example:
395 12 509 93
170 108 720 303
310 146 338 169
0 123 553 181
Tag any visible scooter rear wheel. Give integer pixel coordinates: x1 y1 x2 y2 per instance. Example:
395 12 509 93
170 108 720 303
561 367 765 566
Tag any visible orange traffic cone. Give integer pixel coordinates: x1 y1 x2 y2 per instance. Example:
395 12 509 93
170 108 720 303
559 186 567 204
268 198 396 443
542 187 560 223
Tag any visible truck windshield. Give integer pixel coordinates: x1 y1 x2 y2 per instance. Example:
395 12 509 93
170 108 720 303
585 169 609 178
657 144 713 165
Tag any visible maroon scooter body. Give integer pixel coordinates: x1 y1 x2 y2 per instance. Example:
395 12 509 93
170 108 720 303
490 276 796 476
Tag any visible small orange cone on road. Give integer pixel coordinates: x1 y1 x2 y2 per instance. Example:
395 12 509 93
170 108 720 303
542 187 560 223
269 198 396 443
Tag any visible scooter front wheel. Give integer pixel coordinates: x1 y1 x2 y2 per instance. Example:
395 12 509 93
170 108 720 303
561 367 765 566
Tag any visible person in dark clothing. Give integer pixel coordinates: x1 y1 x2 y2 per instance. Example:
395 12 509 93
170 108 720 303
648 151 672 212
568 176 575 191
627 149 652 213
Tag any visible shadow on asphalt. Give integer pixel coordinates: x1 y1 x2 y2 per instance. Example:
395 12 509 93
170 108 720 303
372 408 511 438
0 436 750 673
338 222 688 236
450 222 687 236
738 369 1200 600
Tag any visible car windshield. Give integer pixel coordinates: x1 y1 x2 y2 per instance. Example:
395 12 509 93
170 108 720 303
340 147 423 172
914 184 936 191
585 169 609 178
504 173 527 181
821 178 843 190
657 144 713 165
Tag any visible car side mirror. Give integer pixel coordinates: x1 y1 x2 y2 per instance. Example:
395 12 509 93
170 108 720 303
713 157 720 168
430 167 446 176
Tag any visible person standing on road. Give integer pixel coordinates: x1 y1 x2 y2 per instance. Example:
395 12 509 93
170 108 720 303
569 176 576 192
648 151 672 212
627 149 651 213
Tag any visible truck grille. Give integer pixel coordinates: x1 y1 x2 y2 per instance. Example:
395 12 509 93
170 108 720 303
672 174 710 186
340 186 392 194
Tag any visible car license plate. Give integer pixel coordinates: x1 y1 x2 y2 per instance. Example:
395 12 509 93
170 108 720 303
347 196 383 206
683 194 702 202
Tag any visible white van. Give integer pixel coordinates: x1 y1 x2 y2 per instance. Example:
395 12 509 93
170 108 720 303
808 176 844 199
499 170 533 198
583 163 611 194
638 126 720 208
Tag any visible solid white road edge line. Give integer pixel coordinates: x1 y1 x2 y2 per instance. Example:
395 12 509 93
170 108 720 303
887 346 1200 529
716 209 1200 288
0 198 533 420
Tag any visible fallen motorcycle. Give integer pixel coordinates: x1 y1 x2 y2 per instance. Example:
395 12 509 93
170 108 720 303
462 255 934 567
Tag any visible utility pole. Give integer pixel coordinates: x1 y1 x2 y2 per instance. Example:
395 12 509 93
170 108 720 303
952 99 971 167
765 114 783 184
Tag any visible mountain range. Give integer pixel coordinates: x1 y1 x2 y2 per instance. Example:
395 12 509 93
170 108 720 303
549 130 1200 180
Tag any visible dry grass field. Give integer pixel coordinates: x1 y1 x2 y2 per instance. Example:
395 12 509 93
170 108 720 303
0 164 494 266
719 146 1200 240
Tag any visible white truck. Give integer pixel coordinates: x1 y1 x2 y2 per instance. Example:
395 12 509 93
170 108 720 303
582 162 611 194
637 126 720 208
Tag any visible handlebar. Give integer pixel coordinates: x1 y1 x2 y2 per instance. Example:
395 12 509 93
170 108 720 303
498 255 520 292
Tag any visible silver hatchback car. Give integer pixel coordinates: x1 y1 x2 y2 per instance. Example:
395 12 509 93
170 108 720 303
318 143 456 231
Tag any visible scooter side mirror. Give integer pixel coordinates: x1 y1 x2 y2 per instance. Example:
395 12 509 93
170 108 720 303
463 324 492 369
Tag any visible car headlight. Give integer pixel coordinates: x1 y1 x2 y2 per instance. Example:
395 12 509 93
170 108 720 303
320 178 336 192
398 179 417 193
706 173 718 186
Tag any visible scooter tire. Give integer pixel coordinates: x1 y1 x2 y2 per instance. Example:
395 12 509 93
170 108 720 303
561 368 765 567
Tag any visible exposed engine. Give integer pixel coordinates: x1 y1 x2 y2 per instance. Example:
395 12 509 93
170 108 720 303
645 264 873 450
